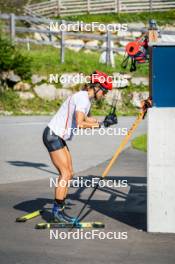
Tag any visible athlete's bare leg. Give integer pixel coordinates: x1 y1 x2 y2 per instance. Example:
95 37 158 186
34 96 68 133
63 146 74 198
49 148 72 201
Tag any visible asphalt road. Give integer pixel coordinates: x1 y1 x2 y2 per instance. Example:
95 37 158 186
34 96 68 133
0 147 175 264
0 116 174 264
0 116 146 184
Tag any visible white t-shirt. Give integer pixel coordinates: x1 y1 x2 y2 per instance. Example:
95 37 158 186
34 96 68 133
48 91 91 140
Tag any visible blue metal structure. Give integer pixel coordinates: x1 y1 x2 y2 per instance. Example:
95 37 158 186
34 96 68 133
150 44 175 107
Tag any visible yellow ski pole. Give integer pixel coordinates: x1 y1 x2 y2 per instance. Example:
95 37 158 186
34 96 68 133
102 110 145 178
74 110 146 223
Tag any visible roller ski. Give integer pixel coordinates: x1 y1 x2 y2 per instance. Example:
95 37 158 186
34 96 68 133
35 221 105 229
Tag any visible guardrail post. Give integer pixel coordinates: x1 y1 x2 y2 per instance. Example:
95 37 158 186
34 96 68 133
60 19 65 63
87 0 90 14
114 0 117 12
57 0 61 16
117 0 120 13
49 32 52 42
10 13 15 42
115 0 120 13
27 38 30 51
106 30 111 66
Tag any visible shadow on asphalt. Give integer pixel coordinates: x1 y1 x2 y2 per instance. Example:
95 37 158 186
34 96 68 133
69 175 147 231
14 175 147 231
7 160 57 175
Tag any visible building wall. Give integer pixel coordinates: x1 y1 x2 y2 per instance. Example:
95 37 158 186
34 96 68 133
147 108 175 233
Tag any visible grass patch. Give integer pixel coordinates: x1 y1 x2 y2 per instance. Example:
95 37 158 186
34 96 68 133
0 90 62 115
0 44 148 116
19 44 148 77
0 44 149 116
0 89 112 116
131 134 147 152
61 10 175 25
0 89 140 116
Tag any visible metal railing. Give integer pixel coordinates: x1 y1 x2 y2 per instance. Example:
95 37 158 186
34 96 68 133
1 13 175 66
24 0 175 17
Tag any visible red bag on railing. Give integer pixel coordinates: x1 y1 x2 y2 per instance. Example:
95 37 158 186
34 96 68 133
122 34 149 71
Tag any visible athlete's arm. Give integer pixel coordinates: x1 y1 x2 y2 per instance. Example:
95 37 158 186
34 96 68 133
76 111 99 129
85 116 98 123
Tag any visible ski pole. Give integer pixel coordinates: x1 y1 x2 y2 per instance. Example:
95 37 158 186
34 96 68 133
74 110 146 224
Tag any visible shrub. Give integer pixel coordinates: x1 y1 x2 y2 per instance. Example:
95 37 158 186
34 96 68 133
0 34 32 79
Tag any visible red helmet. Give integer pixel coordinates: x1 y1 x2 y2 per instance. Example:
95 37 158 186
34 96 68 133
90 70 113 91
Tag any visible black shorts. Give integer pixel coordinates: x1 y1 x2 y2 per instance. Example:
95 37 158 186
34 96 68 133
43 126 68 152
